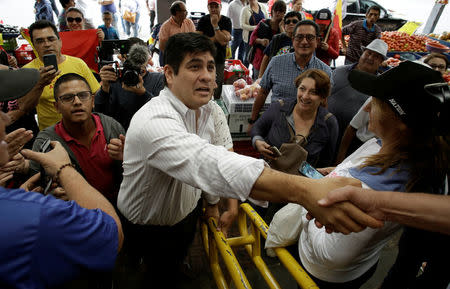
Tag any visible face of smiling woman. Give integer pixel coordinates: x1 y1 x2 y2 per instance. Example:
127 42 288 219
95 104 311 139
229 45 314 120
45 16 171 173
296 77 323 113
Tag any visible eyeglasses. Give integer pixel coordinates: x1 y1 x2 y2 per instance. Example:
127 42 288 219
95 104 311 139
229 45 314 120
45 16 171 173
67 17 83 23
429 64 446 71
294 34 316 42
34 36 58 45
285 19 299 25
58 91 92 103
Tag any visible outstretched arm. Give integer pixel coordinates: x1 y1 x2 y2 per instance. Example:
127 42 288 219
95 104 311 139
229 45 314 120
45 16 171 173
319 185 450 235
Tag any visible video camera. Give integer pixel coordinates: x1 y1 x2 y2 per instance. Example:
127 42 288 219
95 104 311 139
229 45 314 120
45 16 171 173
98 40 149 87
99 59 142 87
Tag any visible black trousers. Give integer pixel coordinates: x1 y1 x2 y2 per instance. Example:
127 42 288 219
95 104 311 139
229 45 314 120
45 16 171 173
122 200 203 288
381 227 450 289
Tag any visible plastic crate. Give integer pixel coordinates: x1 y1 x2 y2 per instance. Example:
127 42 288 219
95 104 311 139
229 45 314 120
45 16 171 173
224 59 249 84
221 85 271 113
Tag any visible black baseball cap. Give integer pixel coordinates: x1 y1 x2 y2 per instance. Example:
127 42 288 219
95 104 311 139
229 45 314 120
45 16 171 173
349 61 448 132
0 68 40 102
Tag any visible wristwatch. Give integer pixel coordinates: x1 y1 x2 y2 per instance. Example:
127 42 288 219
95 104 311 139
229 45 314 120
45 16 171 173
247 118 257 124
214 26 220 31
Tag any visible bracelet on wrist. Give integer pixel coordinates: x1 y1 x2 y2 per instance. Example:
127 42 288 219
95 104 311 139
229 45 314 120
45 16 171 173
55 163 75 183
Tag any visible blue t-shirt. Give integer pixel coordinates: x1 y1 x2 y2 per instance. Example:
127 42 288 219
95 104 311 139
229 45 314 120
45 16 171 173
0 188 118 289
98 25 119 40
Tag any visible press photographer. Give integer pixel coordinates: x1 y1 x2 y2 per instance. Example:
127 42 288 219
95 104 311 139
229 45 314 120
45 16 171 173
95 40 164 130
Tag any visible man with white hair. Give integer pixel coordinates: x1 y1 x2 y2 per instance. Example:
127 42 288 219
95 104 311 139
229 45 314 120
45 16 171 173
328 38 388 148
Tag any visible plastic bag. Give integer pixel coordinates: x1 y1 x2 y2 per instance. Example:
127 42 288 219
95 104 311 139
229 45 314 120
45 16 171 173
265 203 305 249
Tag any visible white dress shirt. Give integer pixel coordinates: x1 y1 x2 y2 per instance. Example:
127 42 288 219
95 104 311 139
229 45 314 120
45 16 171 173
117 87 265 226
227 0 246 29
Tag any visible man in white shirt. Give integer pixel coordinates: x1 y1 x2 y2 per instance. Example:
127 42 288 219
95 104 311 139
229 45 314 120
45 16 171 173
117 32 382 288
227 0 247 62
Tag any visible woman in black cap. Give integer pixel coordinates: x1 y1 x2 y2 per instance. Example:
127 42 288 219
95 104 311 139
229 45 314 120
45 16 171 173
267 61 448 289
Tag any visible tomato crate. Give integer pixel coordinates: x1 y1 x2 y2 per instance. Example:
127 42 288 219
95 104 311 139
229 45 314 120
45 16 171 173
224 59 249 84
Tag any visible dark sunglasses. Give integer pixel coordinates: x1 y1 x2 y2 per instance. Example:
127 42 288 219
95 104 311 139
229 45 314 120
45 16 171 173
285 19 299 25
294 34 316 42
67 17 83 23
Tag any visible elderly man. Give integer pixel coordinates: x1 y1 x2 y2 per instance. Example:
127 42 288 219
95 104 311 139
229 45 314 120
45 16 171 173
158 1 196 65
342 5 382 64
28 73 125 205
20 20 100 131
0 68 123 289
328 38 388 146
197 0 232 99
118 32 381 288
248 20 332 129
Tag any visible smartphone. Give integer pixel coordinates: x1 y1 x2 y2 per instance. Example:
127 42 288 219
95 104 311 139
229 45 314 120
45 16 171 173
38 139 53 195
43 54 58 72
298 161 323 179
269 146 282 157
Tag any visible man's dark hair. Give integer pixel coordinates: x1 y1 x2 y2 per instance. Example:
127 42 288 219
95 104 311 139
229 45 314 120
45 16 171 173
170 1 185 16
271 0 287 14
284 11 302 22
102 11 113 17
29 20 59 44
293 19 320 36
164 32 216 76
59 0 72 9
366 5 381 15
54 73 91 100
128 37 146 47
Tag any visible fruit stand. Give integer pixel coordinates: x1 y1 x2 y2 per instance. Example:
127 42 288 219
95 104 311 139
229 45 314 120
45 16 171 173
380 31 450 67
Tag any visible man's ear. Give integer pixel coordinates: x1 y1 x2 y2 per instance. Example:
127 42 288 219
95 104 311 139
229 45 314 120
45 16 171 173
164 64 174 87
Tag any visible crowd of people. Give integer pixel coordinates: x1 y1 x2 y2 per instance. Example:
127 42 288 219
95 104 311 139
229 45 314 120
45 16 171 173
0 0 449 289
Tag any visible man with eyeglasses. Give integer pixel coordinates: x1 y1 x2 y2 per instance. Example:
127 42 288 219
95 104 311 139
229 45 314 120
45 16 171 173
258 11 302 78
29 73 125 207
158 1 196 66
20 20 100 131
248 20 332 131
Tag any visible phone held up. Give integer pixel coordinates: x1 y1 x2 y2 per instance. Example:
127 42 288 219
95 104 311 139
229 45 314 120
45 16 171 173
43 54 58 72
39 139 53 195
269 146 282 157
298 161 323 179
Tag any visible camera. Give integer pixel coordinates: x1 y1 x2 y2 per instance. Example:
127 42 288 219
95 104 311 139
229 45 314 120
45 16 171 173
121 60 141 87
99 41 149 87
99 60 141 87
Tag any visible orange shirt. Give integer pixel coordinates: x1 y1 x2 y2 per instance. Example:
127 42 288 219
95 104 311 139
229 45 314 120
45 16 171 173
158 17 196 49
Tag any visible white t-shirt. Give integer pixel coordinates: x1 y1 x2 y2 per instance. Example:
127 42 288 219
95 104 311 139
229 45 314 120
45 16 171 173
298 138 404 283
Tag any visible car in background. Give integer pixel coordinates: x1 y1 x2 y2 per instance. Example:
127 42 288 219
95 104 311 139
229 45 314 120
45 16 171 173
302 0 406 31
343 0 407 31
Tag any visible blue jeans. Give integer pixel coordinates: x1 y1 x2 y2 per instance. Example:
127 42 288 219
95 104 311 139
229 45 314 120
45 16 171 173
231 28 245 63
124 12 140 37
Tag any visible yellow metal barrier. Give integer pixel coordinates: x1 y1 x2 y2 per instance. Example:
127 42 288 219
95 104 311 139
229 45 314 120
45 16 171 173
201 203 319 289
